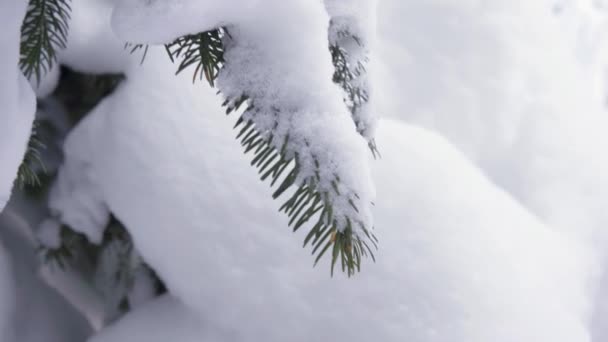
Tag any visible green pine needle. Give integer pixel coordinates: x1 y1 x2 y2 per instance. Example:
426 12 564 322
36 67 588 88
330 28 380 158
16 121 46 189
124 43 149 65
165 28 377 276
165 30 224 86
20 0 71 83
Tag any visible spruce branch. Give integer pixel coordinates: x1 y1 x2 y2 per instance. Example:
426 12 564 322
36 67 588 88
224 97 378 276
165 28 376 276
329 23 379 157
39 223 90 269
40 217 166 315
165 30 224 86
16 121 46 189
20 0 71 83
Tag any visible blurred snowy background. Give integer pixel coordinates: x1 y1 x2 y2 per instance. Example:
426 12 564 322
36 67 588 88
3 0 608 341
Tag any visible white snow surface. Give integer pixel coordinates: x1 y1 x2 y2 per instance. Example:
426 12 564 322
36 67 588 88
37 219 63 249
375 3 608 337
88 295 214 342
30 64 61 98
61 0 133 74
0 0 36 212
376 0 608 246
52 47 591 341
112 0 376 235
0 242 15 342
0 2 36 339
326 0 378 141
44 0 608 341
0 208 93 342
49 144 110 244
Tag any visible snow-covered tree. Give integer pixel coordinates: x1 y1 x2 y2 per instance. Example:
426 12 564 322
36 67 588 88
5 0 608 341
17 0 380 277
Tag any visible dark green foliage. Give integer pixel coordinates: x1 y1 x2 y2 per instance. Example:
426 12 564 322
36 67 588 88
330 36 368 114
40 224 91 268
16 121 46 189
52 67 125 124
20 0 71 83
16 69 124 194
165 29 225 86
329 28 380 158
225 96 378 277
40 216 166 307
166 28 377 276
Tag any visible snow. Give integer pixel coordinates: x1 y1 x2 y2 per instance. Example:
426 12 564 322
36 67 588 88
37 219 63 249
0 241 15 342
49 45 592 340
0 207 93 342
0 1 37 338
40 263 107 331
0 0 37 213
217 19 375 233
375 0 608 246
126 267 158 309
111 0 255 44
14 0 608 340
373 1 608 338
88 296 213 342
30 64 61 98
111 0 376 236
114 0 375 238
60 0 133 74
325 0 378 141
48 117 110 244
49 157 109 245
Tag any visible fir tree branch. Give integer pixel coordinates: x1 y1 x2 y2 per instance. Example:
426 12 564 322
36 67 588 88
165 28 377 276
165 30 224 86
329 23 379 157
20 0 71 83
16 121 46 189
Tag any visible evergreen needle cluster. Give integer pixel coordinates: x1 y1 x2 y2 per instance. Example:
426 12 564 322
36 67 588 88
165 28 377 276
16 2 378 276
20 0 71 83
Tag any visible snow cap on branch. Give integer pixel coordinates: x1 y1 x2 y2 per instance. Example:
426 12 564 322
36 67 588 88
111 0 377 274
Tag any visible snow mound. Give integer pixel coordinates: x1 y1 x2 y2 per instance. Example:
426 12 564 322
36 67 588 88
88 296 220 342
52 48 591 341
376 4 608 336
375 0 608 245
0 209 93 342
113 0 376 239
60 0 133 74
0 0 36 212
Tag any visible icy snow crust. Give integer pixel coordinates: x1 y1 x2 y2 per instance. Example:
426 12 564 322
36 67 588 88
41 0 608 340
